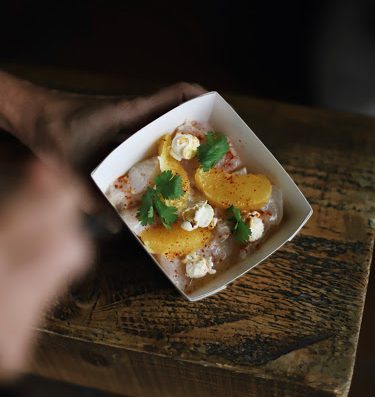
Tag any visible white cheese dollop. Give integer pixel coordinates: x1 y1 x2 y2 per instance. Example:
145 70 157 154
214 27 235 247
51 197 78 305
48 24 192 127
170 132 200 161
180 221 195 232
181 202 216 231
184 252 216 278
248 212 265 242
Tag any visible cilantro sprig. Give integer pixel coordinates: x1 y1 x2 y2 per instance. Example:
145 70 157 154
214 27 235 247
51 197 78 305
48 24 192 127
197 131 229 171
137 187 155 226
137 170 183 229
227 205 251 244
154 170 183 199
153 197 178 229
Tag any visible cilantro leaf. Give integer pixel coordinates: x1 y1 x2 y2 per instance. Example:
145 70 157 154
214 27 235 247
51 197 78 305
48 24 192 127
153 195 178 229
233 221 251 244
228 205 242 223
137 169 183 229
227 205 251 244
197 131 229 171
137 187 156 226
154 170 183 199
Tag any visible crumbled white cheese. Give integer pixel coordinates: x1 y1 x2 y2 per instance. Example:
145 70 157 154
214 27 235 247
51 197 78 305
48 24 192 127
248 211 264 242
170 132 200 161
181 220 195 232
181 202 216 231
194 203 215 227
184 251 216 278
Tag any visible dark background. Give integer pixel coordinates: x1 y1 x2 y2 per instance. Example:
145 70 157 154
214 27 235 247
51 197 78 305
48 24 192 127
1 0 375 114
0 0 374 396
1 0 313 100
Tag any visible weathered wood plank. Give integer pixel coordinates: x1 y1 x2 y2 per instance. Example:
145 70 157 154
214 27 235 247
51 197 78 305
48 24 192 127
28 133 375 396
226 94 375 156
31 331 334 397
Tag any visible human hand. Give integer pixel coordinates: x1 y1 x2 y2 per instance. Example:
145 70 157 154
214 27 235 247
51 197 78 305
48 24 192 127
0 73 206 171
0 73 205 378
0 156 91 379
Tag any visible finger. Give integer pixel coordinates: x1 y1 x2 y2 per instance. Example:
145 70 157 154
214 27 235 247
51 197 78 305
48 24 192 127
57 83 205 172
28 155 96 215
0 228 91 377
28 152 122 234
116 82 207 135
144 82 207 111
83 180 124 235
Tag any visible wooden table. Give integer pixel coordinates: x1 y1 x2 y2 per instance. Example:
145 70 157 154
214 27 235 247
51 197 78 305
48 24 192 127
22 87 374 396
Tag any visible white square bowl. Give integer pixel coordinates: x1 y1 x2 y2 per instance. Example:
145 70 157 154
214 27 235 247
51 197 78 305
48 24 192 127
91 92 312 301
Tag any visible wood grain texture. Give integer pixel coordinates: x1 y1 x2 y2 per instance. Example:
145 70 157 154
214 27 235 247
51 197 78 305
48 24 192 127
24 90 374 397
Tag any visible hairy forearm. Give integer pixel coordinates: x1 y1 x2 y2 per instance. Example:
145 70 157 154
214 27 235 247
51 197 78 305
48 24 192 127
0 70 47 145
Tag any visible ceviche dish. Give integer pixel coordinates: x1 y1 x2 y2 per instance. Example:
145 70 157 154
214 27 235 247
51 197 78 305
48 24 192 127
106 121 283 292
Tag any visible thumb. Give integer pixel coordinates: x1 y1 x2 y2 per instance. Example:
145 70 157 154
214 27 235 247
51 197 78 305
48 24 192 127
140 82 207 118
115 82 207 138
